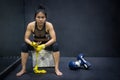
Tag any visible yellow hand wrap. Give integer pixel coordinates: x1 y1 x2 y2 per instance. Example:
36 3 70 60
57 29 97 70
36 44 46 52
33 65 47 74
33 47 47 74
30 41 38 48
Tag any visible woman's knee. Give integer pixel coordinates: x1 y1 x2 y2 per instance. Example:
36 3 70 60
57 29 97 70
52 42 59 52
21 43 34 53
21 43 29 52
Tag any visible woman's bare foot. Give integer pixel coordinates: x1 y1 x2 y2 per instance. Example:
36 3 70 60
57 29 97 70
55 70 63 76
16 70 26 77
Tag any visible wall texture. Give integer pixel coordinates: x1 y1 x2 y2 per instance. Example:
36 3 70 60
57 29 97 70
0 0 25 56
24 0 120 57
0 0 120 57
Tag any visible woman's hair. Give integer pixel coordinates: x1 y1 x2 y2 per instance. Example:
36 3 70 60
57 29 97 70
34 4 47 18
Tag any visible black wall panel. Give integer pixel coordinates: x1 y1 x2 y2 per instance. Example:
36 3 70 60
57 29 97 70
24 0 120 57
0 0 120 57
0 0 25 56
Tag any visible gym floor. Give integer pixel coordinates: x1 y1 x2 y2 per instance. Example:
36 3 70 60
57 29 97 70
1 57 120 80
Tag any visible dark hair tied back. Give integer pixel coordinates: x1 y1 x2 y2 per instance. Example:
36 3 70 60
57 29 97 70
38 4 45 10
34 4 47 18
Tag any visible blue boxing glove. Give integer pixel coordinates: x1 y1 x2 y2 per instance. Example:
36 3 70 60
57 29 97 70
77 53 91 69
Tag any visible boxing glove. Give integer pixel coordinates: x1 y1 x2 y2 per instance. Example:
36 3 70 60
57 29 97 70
68 60 81 70
77 53 91 69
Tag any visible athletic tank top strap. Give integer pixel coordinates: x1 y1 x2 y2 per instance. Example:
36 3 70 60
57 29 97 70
33 22 46 38
33 22 50 42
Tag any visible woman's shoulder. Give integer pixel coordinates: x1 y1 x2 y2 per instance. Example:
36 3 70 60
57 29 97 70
28 21 35 26
26 21 35 32
46 21 53 27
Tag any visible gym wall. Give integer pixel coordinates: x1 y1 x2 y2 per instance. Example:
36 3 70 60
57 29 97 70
0 0 120 57
0 0 25 56
24 0 120 57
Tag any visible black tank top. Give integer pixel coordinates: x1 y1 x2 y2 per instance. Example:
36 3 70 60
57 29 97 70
33 22 50 43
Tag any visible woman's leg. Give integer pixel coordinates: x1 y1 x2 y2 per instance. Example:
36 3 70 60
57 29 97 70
52 51 63 76
16 52 29 76
16 43 34 76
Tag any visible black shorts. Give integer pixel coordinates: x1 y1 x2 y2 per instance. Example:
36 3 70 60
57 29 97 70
21 42 59 53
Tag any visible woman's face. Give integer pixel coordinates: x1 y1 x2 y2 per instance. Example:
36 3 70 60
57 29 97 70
35 12 46 26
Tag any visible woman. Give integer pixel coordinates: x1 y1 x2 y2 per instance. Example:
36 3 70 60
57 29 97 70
16 5 63 76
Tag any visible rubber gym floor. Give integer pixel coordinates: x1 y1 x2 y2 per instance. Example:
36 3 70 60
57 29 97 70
0 57 120 80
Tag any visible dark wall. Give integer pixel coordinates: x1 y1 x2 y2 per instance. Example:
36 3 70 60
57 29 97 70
0 0 120 57
24 0 120 57
0 0 24 56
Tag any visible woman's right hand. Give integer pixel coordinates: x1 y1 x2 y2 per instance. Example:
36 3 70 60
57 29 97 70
30 41 38 48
